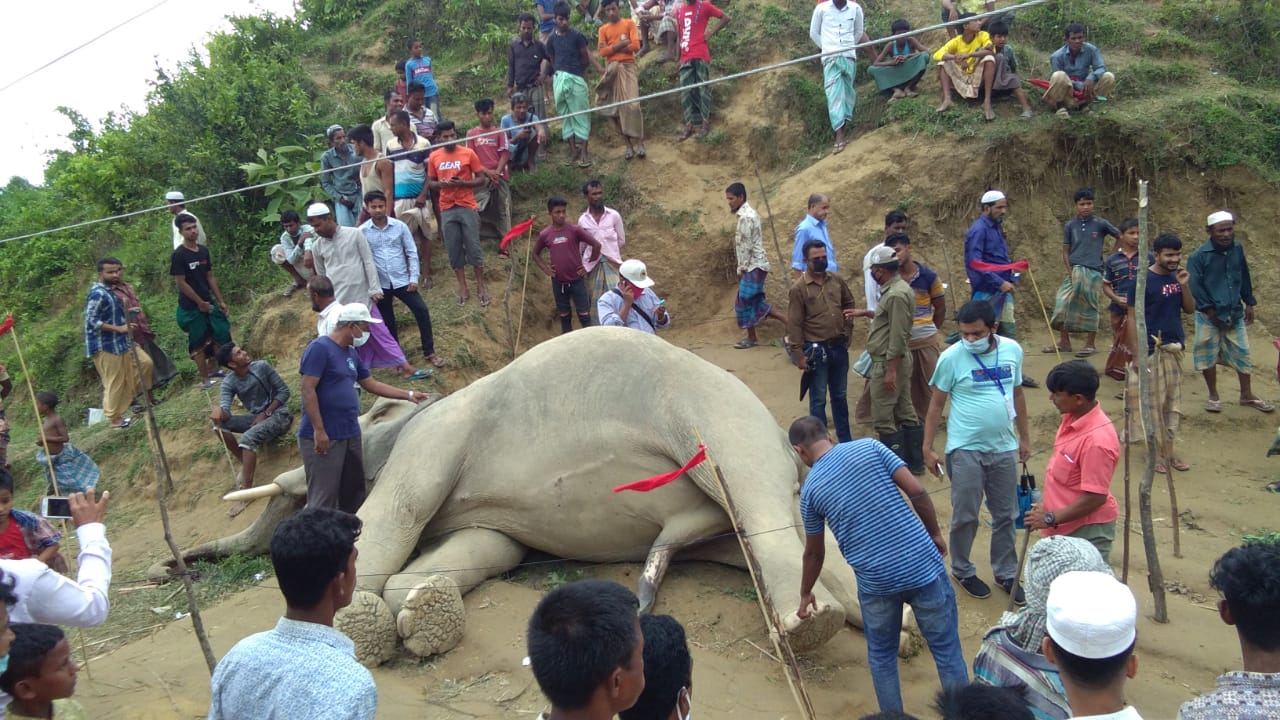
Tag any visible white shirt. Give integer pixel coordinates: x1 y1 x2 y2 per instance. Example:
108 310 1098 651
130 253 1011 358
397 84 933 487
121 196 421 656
170 210 207 249
864 243 884 311
1075 707 1144 720
316 301 342 337
809 0 864 60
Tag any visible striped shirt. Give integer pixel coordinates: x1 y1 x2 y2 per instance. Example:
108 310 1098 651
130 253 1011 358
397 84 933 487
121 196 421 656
800 439 944 595
387 135 431 200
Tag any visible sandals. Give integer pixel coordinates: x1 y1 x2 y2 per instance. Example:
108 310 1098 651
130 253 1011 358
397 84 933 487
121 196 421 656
478 290 491 307
406 369 433 381
1075 347 1098 358
679 124 694 141
426 354 447 368
456 294 469 306
1266 480 1280 494
636 145 646 158
1042 345 1072 354
733 338 757 349
1205 398 1223 413
624 147 635 160
1241 398 1276 413
112 418 133 430
831 142 846 155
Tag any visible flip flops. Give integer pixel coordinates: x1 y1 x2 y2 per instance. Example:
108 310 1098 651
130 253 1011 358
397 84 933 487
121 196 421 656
406 369 433 381
733 338 757 349
1205 399 1223 413
1075 347 1098 358
112 418 133 430
1042 345 1071 354
426 354 447 368
1241 398 1276 413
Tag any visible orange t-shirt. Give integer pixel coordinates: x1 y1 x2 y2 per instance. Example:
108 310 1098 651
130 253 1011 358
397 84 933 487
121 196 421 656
427 146 487 210
598 18 640 62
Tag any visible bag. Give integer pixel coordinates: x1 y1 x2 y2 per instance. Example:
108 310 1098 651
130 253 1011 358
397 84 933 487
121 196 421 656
1014 462 1037 530
852 350 873 378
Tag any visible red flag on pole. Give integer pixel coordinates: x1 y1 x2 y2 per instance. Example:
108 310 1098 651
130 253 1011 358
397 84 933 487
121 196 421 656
613 445 708 493
969 259 1030 273
500 217 537 251
0 316 13 337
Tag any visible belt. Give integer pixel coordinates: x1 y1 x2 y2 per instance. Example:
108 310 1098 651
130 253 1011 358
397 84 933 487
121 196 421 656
811 337 846 347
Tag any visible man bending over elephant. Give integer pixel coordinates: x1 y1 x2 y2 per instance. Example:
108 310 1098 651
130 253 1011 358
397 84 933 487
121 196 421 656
791 415 967 713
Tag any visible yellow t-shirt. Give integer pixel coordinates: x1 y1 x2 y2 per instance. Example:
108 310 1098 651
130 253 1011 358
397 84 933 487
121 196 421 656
932 30 992 73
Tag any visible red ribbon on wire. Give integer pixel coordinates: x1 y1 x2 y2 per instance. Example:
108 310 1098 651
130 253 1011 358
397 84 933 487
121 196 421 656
500 217 537 251
613 445 708 493
0 316 13 337
969 259 1030 272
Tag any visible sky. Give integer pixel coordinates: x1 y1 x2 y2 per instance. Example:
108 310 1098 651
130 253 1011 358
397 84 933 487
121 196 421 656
0 0 298 185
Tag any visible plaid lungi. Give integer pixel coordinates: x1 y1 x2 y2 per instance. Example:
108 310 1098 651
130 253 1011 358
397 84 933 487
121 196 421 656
36 443 101 495
1125 343 1184 447
586 261 621 323
679 59 711 126
973 289 1017 339
735 268 773 329
822 56 857 132
1193 312 1252 373
1050 266 1104 333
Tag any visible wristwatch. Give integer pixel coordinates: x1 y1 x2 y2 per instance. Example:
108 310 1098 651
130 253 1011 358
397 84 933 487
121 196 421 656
1043 511 1058 528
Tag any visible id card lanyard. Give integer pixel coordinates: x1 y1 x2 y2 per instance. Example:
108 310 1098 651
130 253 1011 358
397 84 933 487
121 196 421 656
972 338 1017 421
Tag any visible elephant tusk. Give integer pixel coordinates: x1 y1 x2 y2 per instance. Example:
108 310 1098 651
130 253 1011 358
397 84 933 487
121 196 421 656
222 483 284 502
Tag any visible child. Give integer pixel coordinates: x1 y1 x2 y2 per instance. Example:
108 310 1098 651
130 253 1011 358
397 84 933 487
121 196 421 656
0 469 65 573
0 623 83 720
933 14 996 120
868 19 930 100
1102 218 1140 381
987 21 1034 118
33 392 100 497
1047 188 1121 357
405 39 441 120
394 60 408 112
502 93 547 174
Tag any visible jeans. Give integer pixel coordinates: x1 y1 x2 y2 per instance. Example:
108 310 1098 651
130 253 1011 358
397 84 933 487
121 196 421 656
858 571 969 712
947 448 1019 580
806 342 851 442
376 285 435 356
334 201 358 227
553 278 592 333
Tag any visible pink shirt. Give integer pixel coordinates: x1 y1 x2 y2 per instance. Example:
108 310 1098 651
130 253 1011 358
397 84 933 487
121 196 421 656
578 207 626 271
466 126 510 181
1041 403 1120 537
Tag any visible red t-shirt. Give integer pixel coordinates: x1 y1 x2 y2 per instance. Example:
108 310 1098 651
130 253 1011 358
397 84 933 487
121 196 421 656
0 518 30 560
534 224 596 283
466 127 510 181
427 147 487 210
676 0 725 64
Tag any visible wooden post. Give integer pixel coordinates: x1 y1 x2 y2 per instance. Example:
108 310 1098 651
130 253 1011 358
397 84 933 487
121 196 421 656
1133 180 1168 622
1121 386 1132 583
1155 355 1182 558
752 162 790 295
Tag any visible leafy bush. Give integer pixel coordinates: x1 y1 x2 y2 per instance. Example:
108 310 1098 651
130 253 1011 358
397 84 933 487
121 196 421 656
240 142 330 224
1122 60 1199 97
1171 94 1280 176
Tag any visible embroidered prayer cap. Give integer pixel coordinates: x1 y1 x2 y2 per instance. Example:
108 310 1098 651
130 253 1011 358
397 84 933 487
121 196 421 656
327 124 345 140
1046 571 1137 659
619 259 655 288
1206 210 1234 227
981 190 1006 204
164 191 185 202
306 202 333 218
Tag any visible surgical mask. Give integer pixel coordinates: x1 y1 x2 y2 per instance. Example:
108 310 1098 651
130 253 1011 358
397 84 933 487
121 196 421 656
352 330 370 348
0 654 8 675
810 257 828 273
962 335 993 354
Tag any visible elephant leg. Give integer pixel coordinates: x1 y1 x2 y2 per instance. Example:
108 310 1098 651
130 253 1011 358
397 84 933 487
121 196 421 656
638 505 729 614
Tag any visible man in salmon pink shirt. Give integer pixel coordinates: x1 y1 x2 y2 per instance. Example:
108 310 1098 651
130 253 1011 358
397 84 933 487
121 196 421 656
1025 359 1120 564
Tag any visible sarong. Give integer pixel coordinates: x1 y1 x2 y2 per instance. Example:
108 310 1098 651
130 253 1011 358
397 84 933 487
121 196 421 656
973 289 1017 339
175 304 232 352
586 261 620 323
821 56 858 131
939 55 994 99
596 61 643 139
867 53 929 93
1192 312 1251 373
735 269 772 329
553 71 591 141
991 53 1020 92
36 444 100 495
1049 266 1104 334
1124 343 1183 447
678 59 711 126
1104 310 1130 381
356 303 409 369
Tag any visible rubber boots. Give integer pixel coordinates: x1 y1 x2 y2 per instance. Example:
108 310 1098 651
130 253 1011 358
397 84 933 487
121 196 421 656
902 422 927 476
878 431 906 466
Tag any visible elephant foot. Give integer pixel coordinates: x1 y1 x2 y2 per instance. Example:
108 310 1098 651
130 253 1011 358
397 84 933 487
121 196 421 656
780 601 843 652
396 574 466 658
335 590 398 667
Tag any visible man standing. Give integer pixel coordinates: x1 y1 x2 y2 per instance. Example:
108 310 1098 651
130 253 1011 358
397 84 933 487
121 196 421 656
864 210 909 311
547 2 602 167
320 126 362 227
787 240 865 443
965 190 1038 388
599 259 670 334
884 232 945 420
467 99 512 245
360 190 446 369
809 0 870 154
103 259 180 390
85 258 155 430
164 190 205 250
1047 188 1120 357
675 0 729 139
791 193 838 280
427 121 490 307
727 182 785 349
1127 233 1195 474
596 0 645 159
371 89 405 155
1026 360 1120 564
1043 22 1117 116
349 125 394 223
171 214 231 390
1178 541 1280 719
298 305 425 512
210 343 292 517
1188 210 1273 413
508 14 549 127
865 245 923 472
271 210 315 296
534 197 602 333
208 508 377 720
1043 572 1142 719
791 416 968 713
578 180 626 320
405 82 439 140
405 38 441 118
387 110 434 284
924 300 1030 604
502 92 547 174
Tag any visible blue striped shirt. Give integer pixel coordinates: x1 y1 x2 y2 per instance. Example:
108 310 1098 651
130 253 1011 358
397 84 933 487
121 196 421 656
800 439 945 595
83 282 130 357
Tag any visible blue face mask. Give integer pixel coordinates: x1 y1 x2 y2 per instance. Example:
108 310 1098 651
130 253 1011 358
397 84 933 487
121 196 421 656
0 654 8 675
962 336 993 354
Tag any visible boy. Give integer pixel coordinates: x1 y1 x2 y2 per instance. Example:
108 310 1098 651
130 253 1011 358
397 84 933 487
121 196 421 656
1043 572 1142 719
0 623 82 719
933 14 995 120
1102 219 1140 381
1047 188 1120 357
171 213 232 389
1126 233 1195 473
546 1 601 166
404 39 441 119
210 344 292 517
533 197 602 333
987 22 1033 118
34 391 99 497
501 93 547 173
0 470 64 573
467 99 512 244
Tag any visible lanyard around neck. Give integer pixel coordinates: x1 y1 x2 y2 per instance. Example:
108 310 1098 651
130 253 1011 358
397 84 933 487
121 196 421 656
970 339 1005 396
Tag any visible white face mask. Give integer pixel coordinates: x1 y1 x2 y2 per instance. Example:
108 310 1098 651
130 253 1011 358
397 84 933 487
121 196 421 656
962 334 993 354
352 328 369 347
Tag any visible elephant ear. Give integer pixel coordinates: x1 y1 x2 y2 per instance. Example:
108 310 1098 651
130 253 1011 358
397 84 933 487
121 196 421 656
335 591 398 667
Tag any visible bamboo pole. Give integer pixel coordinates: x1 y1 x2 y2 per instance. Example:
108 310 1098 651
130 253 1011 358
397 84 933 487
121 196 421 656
1122 385 1132 583
1023 266 1061 362
1154 356 1182 558
513 225 536 355
1133 179 1168 622
751 162 790 297
502 217 536 358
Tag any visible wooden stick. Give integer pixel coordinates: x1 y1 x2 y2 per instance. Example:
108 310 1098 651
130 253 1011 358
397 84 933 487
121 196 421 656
1122 382 1132 583
1023 266 1060 362
1153 353 1182 558
502 217 536 358
513 223 536 355
1133 179 1168 622
751 162 790 296
1006 529 1032 613
202 384 239 489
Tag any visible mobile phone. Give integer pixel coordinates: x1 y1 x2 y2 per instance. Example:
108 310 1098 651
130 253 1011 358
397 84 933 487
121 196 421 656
42 496 72 519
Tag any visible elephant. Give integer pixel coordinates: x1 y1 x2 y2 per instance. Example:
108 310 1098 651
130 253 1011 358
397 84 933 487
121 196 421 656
156 327 914 665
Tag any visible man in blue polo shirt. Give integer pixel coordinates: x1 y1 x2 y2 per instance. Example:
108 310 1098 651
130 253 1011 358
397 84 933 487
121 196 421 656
791 193 838 280
792 415 967 713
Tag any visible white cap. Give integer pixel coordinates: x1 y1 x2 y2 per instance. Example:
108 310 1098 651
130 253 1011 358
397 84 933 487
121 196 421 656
334 304 383 324
1046 571 1137 659
867 245 899 267
1207 210 1234 227
981 190 1006 204
619 259 654 288
306 202 332 218
165 191 185 202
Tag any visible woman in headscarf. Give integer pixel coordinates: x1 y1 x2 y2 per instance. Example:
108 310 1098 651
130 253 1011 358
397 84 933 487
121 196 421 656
972 535 1111 720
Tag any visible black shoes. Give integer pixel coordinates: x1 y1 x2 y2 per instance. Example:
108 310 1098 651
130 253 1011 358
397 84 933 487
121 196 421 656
954 574 992 599
997 577 1027 606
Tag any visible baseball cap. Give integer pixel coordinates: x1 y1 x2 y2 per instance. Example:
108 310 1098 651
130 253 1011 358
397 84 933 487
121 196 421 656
306 202 332 218
334 304 383 325
1046 571 1137 659
619 259 655 288
867 245 898 267
164 191 185 202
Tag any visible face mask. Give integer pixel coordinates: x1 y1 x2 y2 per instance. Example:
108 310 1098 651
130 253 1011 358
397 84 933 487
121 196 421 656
677 687 692 720
962 335 993 354
0 654 8 675
810 257 828 273
352 330 369 348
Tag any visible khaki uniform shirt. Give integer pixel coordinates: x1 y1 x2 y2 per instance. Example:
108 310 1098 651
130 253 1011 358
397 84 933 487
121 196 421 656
866 276 913 361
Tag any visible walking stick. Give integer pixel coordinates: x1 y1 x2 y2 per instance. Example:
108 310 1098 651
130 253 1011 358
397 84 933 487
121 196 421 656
1153 351 1182 558
1023 265 1060 361
502 216 536 358
514 223 536 355
1007 530 1032 614
1122 380 1132 583
751 162 789 287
